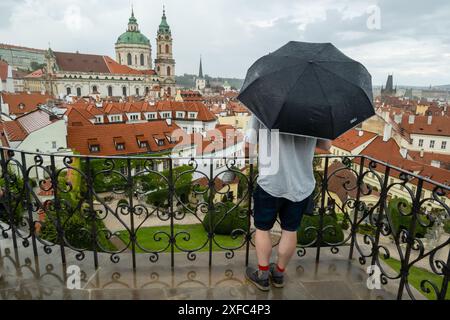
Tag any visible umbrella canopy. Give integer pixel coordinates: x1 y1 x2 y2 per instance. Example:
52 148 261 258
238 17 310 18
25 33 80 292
238 41 375 140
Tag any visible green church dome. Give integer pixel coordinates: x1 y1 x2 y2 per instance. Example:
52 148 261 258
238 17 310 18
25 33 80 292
116 9 150 46
116 31 150 46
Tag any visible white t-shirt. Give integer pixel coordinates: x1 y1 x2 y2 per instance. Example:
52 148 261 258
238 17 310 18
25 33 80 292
245 115 317 202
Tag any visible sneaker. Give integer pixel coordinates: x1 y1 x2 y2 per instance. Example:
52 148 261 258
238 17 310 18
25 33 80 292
245 267 270 292
269 263 285 288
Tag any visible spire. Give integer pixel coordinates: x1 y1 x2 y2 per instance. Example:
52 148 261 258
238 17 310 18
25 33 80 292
199 56 203 78
158 5 171 34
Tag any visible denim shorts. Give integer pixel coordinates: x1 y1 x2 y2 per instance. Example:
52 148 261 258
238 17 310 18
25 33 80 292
253 184 311 232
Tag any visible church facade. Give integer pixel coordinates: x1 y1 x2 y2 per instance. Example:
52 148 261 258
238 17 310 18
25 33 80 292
39 8 176 98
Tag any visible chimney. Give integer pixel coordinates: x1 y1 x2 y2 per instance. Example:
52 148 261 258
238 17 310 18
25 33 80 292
400 147 408 159
383 123 392 142
408 115 415 124
358 130 364 137
394 113 402 124
427 115 432 125
420 149 424 158
166 118 172 126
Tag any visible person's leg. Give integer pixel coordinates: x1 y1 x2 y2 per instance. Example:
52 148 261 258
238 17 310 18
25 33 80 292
276 230 298 269
270 195 309 287
246 185 278 291
255 229 272 267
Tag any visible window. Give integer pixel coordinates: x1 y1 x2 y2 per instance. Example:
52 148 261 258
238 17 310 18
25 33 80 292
161 112 171 119
122 87 127 97
127 53 132 65
52 141 57 149
176 112 185 118
116 143 125 151
95 116 103 123
76 87 82 97
418 139 423 147
118 53 121 63
156 139 164 146
92 86 98 94
159 44 162 54
110 115 122 122
165 44 170 54
136 88 140 96
135 55 138 65
90 145 100 153
108 86 113 97
430 140 435 148
167 66 171 76
129 114 139 121
145 87 149 95
140 54 144 66
146 113 156 120
442 141 447 150
139 141 148 148
66 87 71 95
188 112 197 119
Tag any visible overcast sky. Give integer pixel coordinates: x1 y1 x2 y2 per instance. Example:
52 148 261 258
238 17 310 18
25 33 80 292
0 0 449 86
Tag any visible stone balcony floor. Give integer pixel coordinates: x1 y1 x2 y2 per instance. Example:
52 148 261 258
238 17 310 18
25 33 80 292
0 229 426 300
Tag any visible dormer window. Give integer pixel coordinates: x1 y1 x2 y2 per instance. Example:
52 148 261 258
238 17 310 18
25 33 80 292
109 115 122 123
136 135 148 149
146 112 157 120
88 139 100 153
154 138 165 146
160 112 171 119
128 114 140 121
114 137 126 151
188 112 197 119
95 116 103 124
176 111 185 118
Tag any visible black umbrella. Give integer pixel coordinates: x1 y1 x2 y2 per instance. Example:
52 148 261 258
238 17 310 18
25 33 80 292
237 41 375 140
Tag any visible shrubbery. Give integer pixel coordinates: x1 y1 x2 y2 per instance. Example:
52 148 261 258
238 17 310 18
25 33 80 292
387 197 429 238
297 214 344 246
203 202 249 235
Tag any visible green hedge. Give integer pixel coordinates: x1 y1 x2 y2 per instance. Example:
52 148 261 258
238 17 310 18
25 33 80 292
444 219 450 234
387 198 429 238
203 202 249 235
297 214 344 246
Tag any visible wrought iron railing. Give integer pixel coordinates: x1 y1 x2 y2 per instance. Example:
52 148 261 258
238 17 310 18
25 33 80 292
0 146 449 300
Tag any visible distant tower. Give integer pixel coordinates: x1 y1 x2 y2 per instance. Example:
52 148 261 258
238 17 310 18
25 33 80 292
155 6 176 96
196 56 206 91
115 7 152 70
381 74 397 98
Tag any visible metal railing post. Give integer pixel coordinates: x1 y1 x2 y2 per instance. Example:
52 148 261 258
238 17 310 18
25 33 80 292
397 178 423 300
126 158 136 269
245 163 254 267
50 155 66 267
85 157 99 269
349 156 365 260
316 157 329 262
20 152 38 257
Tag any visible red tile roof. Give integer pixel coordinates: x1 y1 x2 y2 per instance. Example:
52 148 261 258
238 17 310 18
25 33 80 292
67 120 180 156
53 52 156 76
1 92 54 115
3 109 58 142
65 100 217 123
333 129 377 152
408 151 450 169
399 115 450 137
